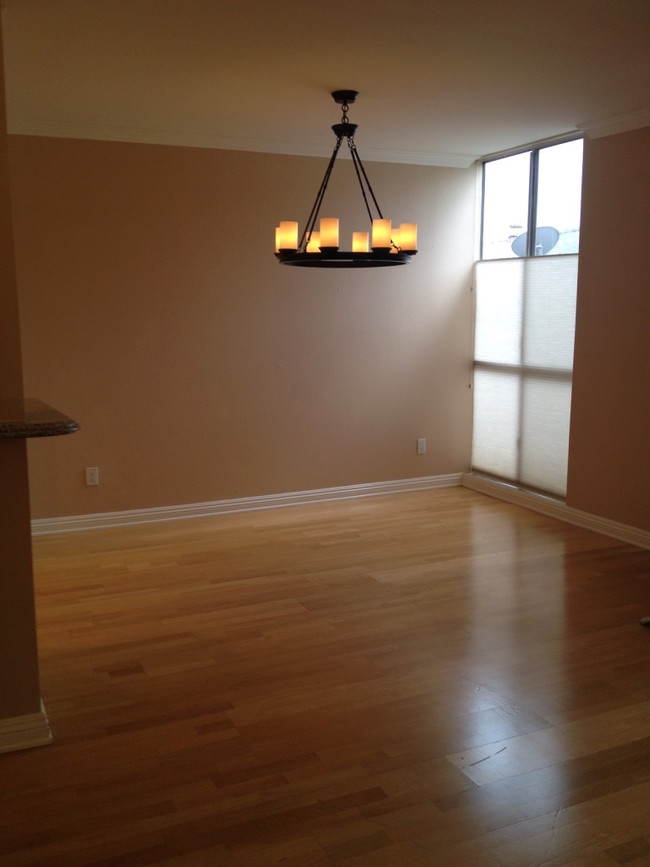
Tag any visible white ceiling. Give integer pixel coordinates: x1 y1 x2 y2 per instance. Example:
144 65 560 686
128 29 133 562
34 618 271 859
2 0 649 167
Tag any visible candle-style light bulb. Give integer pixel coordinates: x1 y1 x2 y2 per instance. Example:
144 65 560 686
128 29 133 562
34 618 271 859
306 231 321 253
319 218 339 250
352 231 370 253
276 221 298 251
398 223 417 251
372 219 392 250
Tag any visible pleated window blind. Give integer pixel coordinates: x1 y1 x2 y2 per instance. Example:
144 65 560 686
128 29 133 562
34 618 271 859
471 255 579 497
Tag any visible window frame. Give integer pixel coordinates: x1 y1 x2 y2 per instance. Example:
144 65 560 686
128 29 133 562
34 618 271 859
479 134 583 260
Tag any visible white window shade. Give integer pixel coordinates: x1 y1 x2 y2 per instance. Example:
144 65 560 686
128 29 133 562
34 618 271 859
523 257 579 370
472 255 578 497
472 369 520 479
474 263 523 365
520 378 573 496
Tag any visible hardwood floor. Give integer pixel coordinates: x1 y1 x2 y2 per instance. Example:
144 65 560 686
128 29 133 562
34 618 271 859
1 487 650 866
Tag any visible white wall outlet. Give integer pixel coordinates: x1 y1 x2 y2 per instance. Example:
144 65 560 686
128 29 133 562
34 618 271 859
85 466 99 486
416 437 427 455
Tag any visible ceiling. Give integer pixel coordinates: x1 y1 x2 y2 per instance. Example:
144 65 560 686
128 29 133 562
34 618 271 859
2 0 649 167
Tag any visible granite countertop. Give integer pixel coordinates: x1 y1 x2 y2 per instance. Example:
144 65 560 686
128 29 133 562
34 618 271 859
0 399 80 439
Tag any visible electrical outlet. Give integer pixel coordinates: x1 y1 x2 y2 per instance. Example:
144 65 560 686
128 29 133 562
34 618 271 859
85 466 99 486
416 437 427 455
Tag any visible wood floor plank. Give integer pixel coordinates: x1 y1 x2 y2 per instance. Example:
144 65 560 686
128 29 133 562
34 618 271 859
446 701 650 785
1 488 649 865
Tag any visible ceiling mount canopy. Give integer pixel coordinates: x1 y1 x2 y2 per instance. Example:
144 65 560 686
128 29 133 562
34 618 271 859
275 91 417 268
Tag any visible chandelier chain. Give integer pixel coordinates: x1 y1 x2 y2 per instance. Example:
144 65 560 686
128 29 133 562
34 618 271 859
347 137 384 225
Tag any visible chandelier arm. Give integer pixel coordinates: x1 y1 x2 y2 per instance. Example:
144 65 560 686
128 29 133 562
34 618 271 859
299 136 343 251
347 139 377 225
348 139 384 223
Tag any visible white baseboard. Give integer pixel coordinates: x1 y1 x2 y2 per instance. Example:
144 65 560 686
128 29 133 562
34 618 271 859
0 701 53 754
30 472 650 549
462 473 650 550
31 473 463 536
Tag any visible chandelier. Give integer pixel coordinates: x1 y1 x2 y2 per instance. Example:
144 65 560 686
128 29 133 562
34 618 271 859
275 90 417 268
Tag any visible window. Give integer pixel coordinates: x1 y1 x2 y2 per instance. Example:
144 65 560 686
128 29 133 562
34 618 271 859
481 138 583 259
472 139 583 498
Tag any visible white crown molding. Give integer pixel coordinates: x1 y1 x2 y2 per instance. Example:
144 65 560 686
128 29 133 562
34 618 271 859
31 474 463 535
7 119 479 168
462 473 650 550
351 146 479 168
578 107 650 140
0 701 53 755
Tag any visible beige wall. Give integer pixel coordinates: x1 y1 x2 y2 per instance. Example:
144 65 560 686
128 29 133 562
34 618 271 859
9 136 476 518
10 128 648 533
567 127 650 532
